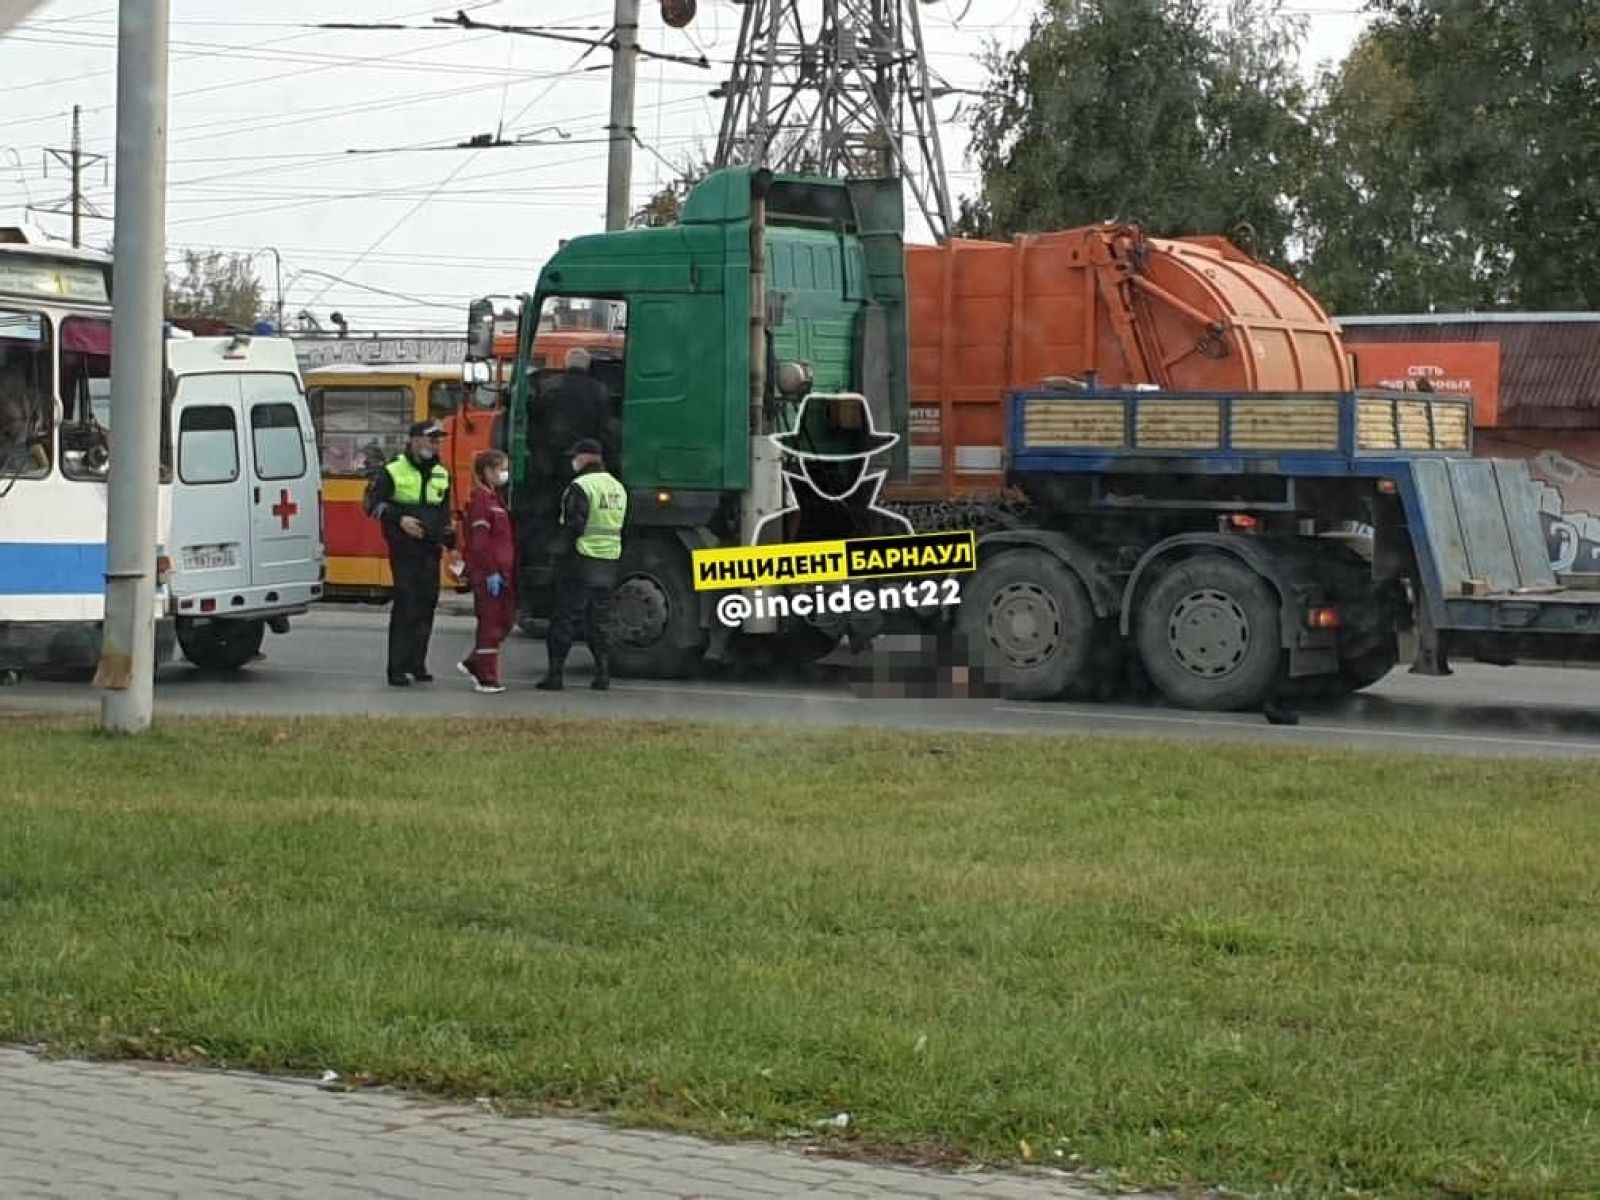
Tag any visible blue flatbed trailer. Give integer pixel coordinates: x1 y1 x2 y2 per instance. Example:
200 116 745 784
952 387 1600 710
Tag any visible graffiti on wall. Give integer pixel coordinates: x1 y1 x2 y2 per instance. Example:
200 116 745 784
1479 433 1600 574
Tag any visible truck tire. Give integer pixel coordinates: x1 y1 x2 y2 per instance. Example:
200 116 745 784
957 549 1098 700
1135 554 1281 712
1340 649 1396 692
177 618 266 673
1305 647 1397 698
608 536 706 680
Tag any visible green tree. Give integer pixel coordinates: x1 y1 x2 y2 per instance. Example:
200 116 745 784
1303 0 1598 312
632 145 721 229
959 0 1312 265
164 250 263 327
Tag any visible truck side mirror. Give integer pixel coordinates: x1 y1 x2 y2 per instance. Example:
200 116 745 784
466 297 496 361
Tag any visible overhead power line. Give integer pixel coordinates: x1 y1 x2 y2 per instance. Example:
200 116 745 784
317 12 714 72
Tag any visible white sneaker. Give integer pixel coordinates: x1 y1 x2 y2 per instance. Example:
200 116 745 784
474 680 506 694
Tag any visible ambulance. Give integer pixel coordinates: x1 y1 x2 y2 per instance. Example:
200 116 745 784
163 332 324 670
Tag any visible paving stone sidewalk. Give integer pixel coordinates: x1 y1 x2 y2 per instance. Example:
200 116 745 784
0 1048 1159 1199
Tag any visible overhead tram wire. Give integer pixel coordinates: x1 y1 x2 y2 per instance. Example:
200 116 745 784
302 34 612 310
0 0 508 137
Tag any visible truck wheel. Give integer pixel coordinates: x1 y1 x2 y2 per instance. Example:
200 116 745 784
957 549 1098 700
608 537 706 680
1136 554 1280 711
177 619 266 672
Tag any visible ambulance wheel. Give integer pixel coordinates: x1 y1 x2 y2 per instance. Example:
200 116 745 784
608 537 705 679
1135 554 1280 712
956 549 1099 700
177 618 266 673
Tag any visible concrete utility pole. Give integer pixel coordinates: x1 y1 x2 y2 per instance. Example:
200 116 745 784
95 0 170 734
604 0 639 230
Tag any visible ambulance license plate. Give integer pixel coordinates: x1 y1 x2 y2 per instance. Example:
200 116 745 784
183 544 238 571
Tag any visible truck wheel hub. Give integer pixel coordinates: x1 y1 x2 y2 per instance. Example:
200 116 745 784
613 573 670 646
987 582 1060 667
1168 588 1250 679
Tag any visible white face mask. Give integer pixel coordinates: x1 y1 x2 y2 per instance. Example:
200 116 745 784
571 458 583 474
495 470 510 486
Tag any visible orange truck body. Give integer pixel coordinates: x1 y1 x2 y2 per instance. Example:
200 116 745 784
899 225 1353 499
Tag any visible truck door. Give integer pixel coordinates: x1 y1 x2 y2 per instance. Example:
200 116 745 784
244 374 319 589
170 373 251 595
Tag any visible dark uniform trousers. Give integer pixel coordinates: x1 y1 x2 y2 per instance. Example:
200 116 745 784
546 558 616 675
388 547 443 677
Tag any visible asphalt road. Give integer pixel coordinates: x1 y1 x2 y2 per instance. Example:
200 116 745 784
2 603 1598 760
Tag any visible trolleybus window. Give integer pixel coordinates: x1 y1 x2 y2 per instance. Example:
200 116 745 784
178 405 240 486
307 385 409 477
60 316 111 480
57 316 171 482
0 308 51 480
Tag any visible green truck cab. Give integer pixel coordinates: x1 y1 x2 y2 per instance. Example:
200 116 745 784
466 166 911 678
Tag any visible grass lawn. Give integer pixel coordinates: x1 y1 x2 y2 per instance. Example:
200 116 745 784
0 716 1596 1199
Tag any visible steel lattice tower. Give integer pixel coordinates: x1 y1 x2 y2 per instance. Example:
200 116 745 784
713 0 953 239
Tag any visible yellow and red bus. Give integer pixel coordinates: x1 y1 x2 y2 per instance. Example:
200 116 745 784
306 330 623 598
305 364 486 597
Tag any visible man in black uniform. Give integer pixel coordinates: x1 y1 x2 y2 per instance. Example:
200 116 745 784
541 347 615 467
520 347 619 623
364 420 456 686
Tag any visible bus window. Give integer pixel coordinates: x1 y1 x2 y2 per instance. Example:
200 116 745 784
308 385 409 477
0 308 52 480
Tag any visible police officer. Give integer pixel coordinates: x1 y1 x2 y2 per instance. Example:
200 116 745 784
538 437 627 692
365 420 456 686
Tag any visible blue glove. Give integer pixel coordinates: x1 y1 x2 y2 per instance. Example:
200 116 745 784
486 573 504 598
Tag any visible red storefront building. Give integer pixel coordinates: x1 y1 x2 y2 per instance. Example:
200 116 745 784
1339 314 1600 574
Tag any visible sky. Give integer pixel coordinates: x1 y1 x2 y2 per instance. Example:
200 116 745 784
0 1 1369 335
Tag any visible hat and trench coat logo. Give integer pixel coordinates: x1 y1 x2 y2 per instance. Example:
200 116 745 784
753 392 913 545
690 392 975 602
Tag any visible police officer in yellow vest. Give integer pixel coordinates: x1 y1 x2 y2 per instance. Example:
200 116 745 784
537 438 627 691
364 420 457 686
